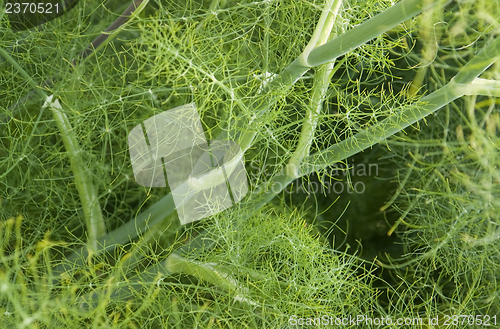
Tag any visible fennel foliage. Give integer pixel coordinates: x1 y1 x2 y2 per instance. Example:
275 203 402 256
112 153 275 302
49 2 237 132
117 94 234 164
0 0 499 327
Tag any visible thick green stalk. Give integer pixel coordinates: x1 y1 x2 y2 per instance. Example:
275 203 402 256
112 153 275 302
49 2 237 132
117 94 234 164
464 78 500 97
164 253 239 293
299 0 341 64
53 194 175 275
306 0 446 67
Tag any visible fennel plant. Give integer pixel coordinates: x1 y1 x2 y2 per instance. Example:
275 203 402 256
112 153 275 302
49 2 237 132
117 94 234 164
0 0 499 328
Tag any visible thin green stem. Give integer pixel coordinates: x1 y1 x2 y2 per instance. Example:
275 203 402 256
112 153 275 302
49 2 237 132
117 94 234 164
287 0 342 178
387 166 436 236
42 96 106 251
195 0 227 31
0 47 106 250
286 63 336 178
379 145 419 213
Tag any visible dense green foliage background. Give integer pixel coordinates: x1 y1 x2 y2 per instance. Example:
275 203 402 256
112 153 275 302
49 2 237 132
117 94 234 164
0 0 499 327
